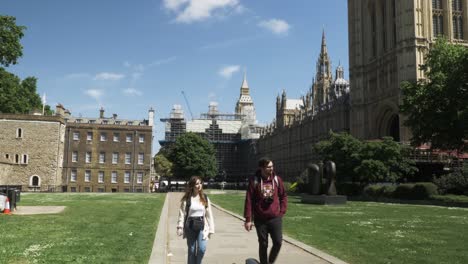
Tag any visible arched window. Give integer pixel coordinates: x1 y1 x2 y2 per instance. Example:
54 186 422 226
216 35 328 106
30 175 41 187
16 128 23 138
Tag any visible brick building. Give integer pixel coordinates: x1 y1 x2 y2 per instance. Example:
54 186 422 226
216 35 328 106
61 105 154 192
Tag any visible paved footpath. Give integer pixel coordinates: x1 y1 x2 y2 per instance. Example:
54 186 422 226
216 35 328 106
150 192 348 264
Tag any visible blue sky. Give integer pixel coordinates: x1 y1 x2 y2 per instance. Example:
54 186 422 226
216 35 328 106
3 0 349 153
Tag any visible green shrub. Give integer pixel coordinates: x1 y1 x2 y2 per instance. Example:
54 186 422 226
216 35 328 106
413 182 439 199
393 182 438 200
336 182 363 196
363 184 396 198
433 168 468 195
393 184 415 199
363 185 383 198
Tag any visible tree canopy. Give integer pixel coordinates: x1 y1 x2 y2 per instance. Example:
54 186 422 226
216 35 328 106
315 132 417 184
154 152 173 178
168 132 217 179
0 15 53 115
0 16 26 67
400 38 468 152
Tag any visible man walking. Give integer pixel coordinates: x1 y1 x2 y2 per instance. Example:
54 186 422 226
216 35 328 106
244 157 288 264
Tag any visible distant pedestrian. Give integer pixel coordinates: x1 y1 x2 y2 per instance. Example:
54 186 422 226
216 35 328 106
177 176 215 264
244 157 288 264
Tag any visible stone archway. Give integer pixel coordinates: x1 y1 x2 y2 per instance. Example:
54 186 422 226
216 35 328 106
388 114 400 142
376 104 400 141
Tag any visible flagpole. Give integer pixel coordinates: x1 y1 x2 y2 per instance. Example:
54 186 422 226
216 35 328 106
42 93 46 115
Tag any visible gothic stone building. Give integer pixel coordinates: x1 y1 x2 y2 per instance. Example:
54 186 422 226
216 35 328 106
348 0 468 142
257 32 351 181
0 114 66 192
61 105 154 192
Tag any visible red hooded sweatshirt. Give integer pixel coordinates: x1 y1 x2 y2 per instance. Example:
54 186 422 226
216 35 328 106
244 171 288 222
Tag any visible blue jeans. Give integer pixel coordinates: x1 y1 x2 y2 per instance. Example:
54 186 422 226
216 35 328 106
186 228 207 264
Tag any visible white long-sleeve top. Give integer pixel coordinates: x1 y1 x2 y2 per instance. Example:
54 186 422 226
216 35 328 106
177 194 215 240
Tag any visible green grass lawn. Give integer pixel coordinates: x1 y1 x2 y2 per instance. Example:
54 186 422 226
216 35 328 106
209 193 468 264
0 193 165 264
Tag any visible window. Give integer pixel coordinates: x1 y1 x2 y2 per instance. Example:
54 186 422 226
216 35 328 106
16 128 23 138
71 170 77 182
125 153 131 164
87 132 93 141
31 175 40 186
89 120 96 124
72 151 78 162
99 152 105 164
98 188 105 192
111 171 117 183
15 154 19 163
124 188 130 192
98 171 104 183
124 171 130 183
86 152 92 163
102 120 108 124
100 133 107 141
5 154 9 160
371 4 377 57
452 0 464 39
73 132 80 141
71 187 77 192
432 0 444 37
84 187 91 192
112 152 119 164
85 170 91 182
22 154 28 164
139 135 144 143
126 134 133 142
138 153 144 165
137 172 143 184
113 133 120 142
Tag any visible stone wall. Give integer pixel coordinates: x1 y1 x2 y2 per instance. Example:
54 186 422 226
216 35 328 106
0 115 65 191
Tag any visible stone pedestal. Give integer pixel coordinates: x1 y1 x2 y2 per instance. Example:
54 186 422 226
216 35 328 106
301 194 347 205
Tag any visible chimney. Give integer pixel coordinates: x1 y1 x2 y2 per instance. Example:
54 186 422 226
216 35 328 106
55 104 65 116
99 107 105 118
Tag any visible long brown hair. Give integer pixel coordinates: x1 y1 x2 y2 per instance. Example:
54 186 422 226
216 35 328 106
181 176 207 206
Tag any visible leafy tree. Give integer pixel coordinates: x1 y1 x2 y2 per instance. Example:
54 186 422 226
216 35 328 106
315 132 418 184
400 38 468 152
354 159 388 183
169 132 217 179
154 153 173 178
314 132 362 182
357 137 417 183
0 69 52 114
0 16 26 67
0 16 53 115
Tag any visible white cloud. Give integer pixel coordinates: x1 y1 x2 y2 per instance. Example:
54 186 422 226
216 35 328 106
258 19 291 35
93 72 125 81
219 65 240 79
85 89 104 101
163 0 241 23
123 88 143 96
64 73 91 79
148 56 177 67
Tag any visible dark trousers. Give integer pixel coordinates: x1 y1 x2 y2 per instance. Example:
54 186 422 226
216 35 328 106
254 217 283 264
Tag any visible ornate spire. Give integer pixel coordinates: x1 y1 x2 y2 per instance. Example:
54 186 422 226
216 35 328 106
241 69 249 90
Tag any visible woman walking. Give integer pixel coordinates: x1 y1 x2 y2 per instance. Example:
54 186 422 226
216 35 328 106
177 176 215 264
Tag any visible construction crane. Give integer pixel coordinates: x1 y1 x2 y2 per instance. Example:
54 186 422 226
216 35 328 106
181 91 194 120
